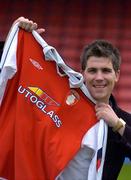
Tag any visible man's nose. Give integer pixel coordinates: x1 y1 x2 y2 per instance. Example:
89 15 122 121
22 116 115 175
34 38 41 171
95 71 104 80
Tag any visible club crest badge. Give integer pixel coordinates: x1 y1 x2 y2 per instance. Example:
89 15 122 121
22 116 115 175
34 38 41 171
66 89 80 106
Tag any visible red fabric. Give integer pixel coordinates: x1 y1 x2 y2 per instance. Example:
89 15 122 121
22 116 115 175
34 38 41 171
0 30 97 180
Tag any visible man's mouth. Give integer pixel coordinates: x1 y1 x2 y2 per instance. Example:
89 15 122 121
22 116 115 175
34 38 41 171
93 84 106 88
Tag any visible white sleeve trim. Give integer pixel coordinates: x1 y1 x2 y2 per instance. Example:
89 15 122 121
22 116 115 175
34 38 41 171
0 24 19 105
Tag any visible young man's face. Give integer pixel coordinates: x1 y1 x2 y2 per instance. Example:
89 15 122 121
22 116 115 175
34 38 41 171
83 56 120 103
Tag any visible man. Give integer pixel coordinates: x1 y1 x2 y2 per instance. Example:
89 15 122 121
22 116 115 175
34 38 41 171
80 40 131 179
0 18 131 179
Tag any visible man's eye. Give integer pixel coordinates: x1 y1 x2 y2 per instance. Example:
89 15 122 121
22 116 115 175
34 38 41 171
102 68 112 73
87 69 96 73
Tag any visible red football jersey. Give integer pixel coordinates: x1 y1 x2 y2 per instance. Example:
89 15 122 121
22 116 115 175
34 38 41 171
0 29 97 180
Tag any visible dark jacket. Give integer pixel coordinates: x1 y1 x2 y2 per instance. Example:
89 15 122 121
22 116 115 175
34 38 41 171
0 41 4 59
102 95 131 180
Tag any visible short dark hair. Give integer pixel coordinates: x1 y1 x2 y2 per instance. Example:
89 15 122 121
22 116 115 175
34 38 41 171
80 39 121 72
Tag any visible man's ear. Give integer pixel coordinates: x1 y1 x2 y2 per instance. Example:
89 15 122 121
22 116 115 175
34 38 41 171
115 70 120 82
80 69 85 75
81 70 86 83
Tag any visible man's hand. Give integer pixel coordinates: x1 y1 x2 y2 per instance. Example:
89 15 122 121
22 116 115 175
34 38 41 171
95 102 119 127
95 102 126 135
13 16 45 33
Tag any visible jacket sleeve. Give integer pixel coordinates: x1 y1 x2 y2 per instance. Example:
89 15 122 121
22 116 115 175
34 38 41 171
119 109 131 159
123 124 131 148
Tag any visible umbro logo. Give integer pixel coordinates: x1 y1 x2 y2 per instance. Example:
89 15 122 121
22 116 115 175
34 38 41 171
29 58 43 70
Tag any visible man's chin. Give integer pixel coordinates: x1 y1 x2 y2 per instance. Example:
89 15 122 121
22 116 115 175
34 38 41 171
91 94 107 102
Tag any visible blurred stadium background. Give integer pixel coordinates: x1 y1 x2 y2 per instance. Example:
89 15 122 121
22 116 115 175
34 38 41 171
0 0 131 179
